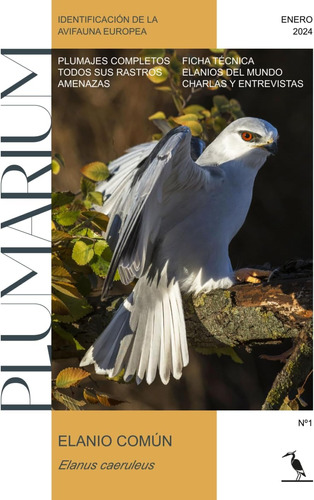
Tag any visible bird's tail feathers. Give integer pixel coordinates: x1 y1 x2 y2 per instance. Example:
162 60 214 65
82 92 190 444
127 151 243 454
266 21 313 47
80 270 189 385
80 295 134 379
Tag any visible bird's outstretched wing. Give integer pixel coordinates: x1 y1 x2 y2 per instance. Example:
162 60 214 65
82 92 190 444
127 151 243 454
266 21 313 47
97 133 206 215
102 126 221 297
97 141 157 207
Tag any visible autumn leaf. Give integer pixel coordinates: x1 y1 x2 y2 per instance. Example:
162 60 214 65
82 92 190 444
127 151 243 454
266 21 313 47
52 281 84 299
147 66 169 84
81 161 110 182
96 392 126 407
148 111 166 121
52 294 71 315
55 367 90 389
52 266 74 283
53 390 86 410
52 154 64 176
83 388 99 404
183 105 207 116
52 229 73 243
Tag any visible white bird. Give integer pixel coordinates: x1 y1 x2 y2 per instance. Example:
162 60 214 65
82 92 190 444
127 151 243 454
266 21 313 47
80 117 278 384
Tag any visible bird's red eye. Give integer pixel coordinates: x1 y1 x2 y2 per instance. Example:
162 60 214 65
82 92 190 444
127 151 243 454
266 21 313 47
241 131 253 142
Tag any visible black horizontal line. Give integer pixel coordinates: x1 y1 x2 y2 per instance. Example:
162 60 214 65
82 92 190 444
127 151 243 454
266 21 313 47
1 405 51 410
2 193 51 198
1 151 51 157
1 49 51 54
1 366 51 372
281 480 313 482
1 247 51 253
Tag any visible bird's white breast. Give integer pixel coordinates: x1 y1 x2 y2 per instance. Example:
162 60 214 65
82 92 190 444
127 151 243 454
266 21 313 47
157 162 258 295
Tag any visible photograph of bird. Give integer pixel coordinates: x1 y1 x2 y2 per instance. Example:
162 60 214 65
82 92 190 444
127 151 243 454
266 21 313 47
282 451 306 481
80 117 278 384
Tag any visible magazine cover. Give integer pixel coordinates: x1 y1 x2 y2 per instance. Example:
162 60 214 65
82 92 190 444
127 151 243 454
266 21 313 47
0 1 313 499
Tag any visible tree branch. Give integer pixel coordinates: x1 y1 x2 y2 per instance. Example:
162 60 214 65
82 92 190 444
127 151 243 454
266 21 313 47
183 273 312 409
184 276 312 349
261 328 312 410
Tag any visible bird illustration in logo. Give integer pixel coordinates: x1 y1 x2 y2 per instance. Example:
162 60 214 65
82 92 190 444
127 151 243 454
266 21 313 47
282 451 306 481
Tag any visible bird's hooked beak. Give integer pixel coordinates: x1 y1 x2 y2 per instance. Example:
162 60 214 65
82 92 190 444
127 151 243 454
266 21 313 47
261 139 278 155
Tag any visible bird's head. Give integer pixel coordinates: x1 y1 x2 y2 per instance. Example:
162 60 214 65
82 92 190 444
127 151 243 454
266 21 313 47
282 451 296 458
198 117 278 170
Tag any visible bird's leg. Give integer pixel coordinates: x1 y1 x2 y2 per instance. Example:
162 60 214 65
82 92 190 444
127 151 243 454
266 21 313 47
235 267 271 284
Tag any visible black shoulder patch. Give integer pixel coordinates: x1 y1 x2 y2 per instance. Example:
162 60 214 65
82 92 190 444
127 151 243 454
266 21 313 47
131 126 188 187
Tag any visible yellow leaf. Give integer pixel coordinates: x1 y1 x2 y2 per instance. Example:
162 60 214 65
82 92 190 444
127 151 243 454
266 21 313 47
289 399 299 410
108 368 125 382
173 113 200 124
53 390 86 410
146 66 169 84
52 282 83 299
52 229 73 243
152 133 163 141
56 367 90 389
155 86 172 93
52 254 64 267
83 388 99 404
86 191 103 206
52 294 71 315
172 117 203 137
183 105 207 115
52 266 73 278
148 111 166 121
96 392 125 407
280 402 292 410
188 122 203 136
72 240 95 266
52 158 61 175
52 266 74 283
201 109 211 118
81 161 109 182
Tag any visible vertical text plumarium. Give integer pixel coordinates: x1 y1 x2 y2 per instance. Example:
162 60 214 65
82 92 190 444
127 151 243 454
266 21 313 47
0 49 52 410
